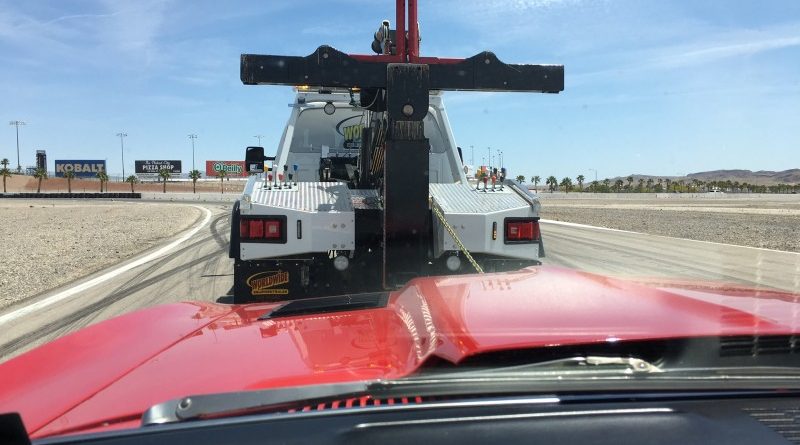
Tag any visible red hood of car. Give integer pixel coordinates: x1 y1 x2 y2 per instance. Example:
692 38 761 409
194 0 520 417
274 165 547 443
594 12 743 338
2 266 799 438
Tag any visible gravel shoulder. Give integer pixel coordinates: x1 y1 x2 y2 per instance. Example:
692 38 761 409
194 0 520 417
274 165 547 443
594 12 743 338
540 197 800 252
0 201 203 309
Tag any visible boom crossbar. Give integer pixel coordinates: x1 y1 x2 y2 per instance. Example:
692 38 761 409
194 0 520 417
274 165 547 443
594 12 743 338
241 46 564 93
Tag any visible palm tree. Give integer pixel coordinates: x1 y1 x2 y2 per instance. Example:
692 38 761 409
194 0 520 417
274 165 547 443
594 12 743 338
64 170 75 193
125 175 138 192
95 170 108 192
657 178 663 192
531 175 540 189
1 158 11 193
515 174 525 184
576 174 585 191
646 178 654 192
560 177 573 193
602 178 610 192
626 176 634 191
158 168 171 193
637 178 645 192
665 178 672 192
34 168 47 193
590 180 599 192
546 175 558 192
217 169 228 193
614 179 624 192
189 169 202 193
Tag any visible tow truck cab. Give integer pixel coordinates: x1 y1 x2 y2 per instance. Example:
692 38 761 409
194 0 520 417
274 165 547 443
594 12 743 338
260 89 466 184
230 89 544 303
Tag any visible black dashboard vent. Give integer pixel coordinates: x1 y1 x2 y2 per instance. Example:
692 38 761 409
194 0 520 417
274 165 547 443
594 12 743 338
260 292 390 319
744 406 800 444
720 335 798 357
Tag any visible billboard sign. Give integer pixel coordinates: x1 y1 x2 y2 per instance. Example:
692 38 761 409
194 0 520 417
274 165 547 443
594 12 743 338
205 160 247 177
55 160 106 178
135 160 181 177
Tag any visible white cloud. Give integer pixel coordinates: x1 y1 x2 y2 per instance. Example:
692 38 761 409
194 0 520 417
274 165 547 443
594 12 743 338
0 1 170 68
41 12 122 26
569 22 800 87
651 33 800 70
95 1 170 62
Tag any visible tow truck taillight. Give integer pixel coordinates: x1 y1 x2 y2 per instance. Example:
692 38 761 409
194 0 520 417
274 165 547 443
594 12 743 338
504 219 540 243
240 216 287 243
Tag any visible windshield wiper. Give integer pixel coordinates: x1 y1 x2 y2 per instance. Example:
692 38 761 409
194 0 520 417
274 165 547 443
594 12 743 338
141 356 658 426
462 356 664 375
141 358 800 427
142 381 377 426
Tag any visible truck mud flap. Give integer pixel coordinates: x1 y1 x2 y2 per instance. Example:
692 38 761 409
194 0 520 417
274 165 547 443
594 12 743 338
234 260 296 303
229 200 240 259
233 254 382 304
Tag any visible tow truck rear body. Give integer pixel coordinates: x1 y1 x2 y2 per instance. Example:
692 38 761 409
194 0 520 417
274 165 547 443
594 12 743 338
231 90 545 301
229 0 563 302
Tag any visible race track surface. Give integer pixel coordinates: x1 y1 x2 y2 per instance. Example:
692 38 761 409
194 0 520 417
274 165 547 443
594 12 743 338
0 203 233 361
540 220 800 293
1 206 798 362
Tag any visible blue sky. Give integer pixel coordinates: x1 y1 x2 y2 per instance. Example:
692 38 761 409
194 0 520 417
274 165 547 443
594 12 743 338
1 0 799 180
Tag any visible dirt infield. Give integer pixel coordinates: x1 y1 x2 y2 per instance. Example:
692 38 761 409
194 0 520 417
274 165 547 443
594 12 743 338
0 201 203 309
539 195 800 252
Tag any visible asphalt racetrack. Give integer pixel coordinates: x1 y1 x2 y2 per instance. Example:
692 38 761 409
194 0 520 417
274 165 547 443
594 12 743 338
1 202 798 362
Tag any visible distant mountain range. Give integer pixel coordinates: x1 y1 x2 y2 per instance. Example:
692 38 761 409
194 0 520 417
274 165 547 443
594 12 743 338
686 169 800 185
611 169 800 186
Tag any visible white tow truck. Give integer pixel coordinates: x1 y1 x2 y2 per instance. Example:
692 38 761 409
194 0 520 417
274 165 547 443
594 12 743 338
230 2 562 302
229 89 545 302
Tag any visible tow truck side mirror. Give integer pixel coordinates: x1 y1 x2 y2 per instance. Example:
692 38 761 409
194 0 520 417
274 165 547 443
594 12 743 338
245 146 265 173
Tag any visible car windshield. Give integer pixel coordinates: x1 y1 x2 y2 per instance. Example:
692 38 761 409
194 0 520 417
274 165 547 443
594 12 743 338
1 0 799 440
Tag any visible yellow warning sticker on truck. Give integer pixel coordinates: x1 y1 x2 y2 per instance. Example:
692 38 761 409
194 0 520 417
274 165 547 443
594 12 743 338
247 271 290 295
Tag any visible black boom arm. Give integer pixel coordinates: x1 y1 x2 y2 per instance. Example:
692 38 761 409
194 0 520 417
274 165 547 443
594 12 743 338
241 46 564 93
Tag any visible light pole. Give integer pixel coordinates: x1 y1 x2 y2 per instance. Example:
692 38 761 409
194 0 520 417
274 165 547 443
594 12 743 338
487 146 491 168
254 134 265 146
188 134 198 172
117 132 127 178
498 150 503 168
9 120 26 172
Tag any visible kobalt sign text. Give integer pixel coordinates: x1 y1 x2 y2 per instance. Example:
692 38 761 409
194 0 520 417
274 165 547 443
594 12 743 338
54 160 106 178
56 163 104 173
